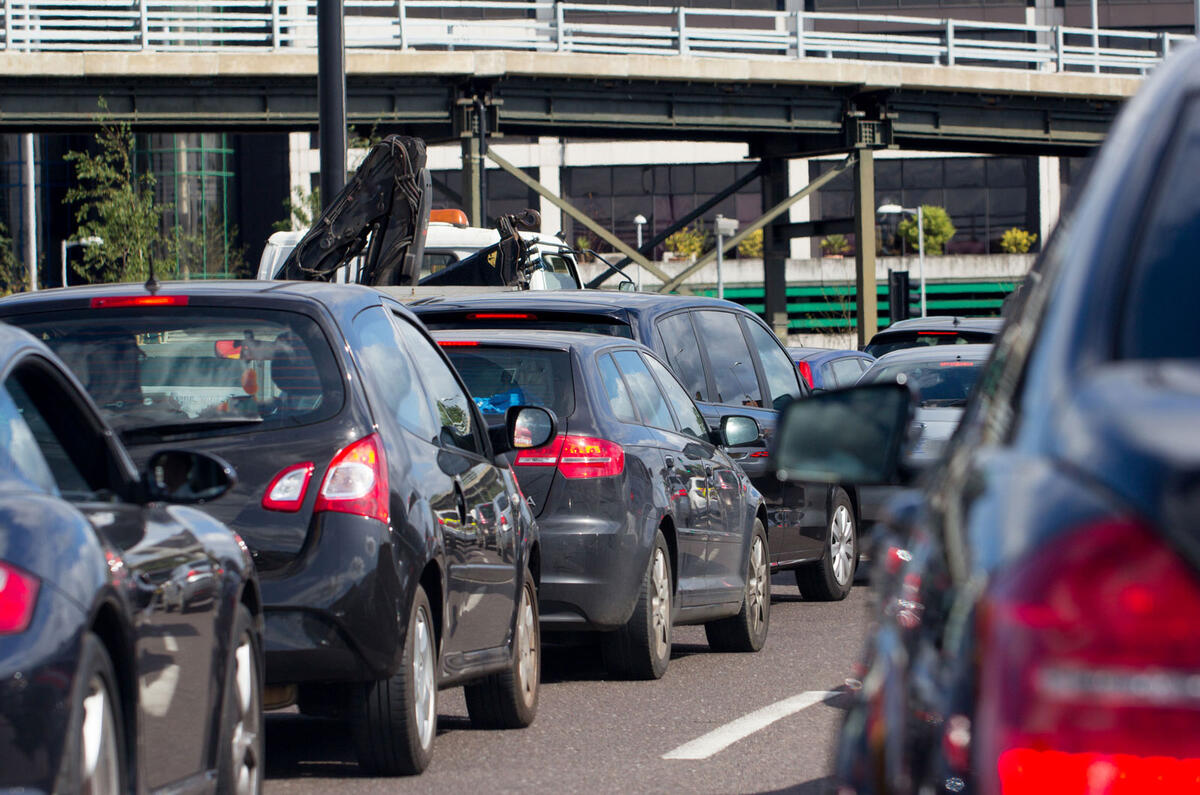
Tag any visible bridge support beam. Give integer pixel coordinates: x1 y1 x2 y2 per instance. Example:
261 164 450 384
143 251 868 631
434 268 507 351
853 147 878 348
762 157 790 338
461 134 483 227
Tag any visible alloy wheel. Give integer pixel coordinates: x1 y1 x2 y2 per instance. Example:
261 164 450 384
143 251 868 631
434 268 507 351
747 535 768 635
650 548 671 659
80 674 120 795
231 635 261 795
413 607 437 749
516 584 538 708
830 505 855 586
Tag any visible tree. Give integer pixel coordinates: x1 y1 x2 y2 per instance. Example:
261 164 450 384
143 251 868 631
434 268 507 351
737 228 763 258
999 227 1038 254
0 223 24 295
65 105 172 283
272 186 322 233
175 207 252 279
897 205 956 256
664 223 709 259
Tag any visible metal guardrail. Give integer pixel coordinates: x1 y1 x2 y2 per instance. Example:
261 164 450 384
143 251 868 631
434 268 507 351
1 0 1191 75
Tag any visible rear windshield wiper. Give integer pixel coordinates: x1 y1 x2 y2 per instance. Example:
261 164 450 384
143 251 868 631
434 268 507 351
119 417 263 443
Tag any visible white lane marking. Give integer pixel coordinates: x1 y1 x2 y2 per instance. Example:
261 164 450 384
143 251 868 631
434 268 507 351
662 690 839 760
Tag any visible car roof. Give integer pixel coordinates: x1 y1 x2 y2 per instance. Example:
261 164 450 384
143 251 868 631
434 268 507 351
870 343 994 366
410 288 752 316
870 316 1004 336
432 328 647 355
787 346 870 361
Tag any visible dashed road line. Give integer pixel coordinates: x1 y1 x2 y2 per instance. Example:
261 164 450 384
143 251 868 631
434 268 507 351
662 690 839 760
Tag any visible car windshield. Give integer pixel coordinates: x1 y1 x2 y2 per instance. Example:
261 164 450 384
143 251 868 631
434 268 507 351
8 307 344 437
861 357 986 407
865 330 994 358
442 345 574 419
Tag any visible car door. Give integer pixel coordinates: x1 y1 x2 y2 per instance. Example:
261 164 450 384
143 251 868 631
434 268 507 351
3 355 219 789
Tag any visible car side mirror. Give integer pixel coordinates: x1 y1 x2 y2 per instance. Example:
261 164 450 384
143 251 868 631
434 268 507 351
770 383 913 486
495 405 558 455
145 450 236 504
720 415 761 447
618 281 637 292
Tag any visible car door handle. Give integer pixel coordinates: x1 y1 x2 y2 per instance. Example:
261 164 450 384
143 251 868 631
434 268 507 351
664 456 675 468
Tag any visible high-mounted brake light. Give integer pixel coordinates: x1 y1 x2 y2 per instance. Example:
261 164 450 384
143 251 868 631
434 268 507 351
262 462 314 512
515 435 624 479
0 561 39 635
90 295 189 308
916 330 956 336
314 434 389 523
437 340 479 347
797 361 814 389
467 312 536 320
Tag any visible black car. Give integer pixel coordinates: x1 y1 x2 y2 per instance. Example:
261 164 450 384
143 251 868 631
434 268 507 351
0 325 262 793
0 280 550 775
410 291 860 601
773 43 1200 795
862 316 1002 358
788 346 876 392
435 329 769 679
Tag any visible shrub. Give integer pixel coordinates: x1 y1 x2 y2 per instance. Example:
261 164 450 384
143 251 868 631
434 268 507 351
665 223 709 259
821 234 850 256
737 228 763 258
999 227 1038 254
897 205 956 256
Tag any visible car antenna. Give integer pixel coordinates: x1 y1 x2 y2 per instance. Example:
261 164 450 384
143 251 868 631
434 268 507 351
144 258 160 295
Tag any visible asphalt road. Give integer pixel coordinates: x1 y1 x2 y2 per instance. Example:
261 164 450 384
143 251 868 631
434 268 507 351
264 574 872 794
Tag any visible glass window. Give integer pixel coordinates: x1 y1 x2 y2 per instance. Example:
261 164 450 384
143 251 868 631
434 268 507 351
0 380 58 495
597 354 638 423
612 350 674 431
862 356 988 407
831 357 867 387
443 345 574 419
742 319 802 410
349 307 436 439
393 321 481 455
656 312 709 402
643 355 708 440
693 311 763 408
4 373 93 498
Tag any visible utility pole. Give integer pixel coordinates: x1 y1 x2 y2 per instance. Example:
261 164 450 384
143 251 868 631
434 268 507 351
318 0 346 210
23 134 36 291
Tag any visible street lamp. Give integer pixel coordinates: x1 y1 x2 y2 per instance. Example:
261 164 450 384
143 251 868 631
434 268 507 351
877 204 926 318
633 214 647 290
61 235 103 289
714 214 739 301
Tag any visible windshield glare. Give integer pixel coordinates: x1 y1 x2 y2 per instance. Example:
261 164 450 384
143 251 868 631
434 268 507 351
443 346 574 419
861 358 985 407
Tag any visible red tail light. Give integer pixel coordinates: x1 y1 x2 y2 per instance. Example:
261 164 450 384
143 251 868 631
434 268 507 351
797 361 814 389
90 295 188 308
515 434 624 479
262 461 314 512
313 434 389 523
977 519 1200 794
437 340 479 347
468 312 535 320
0 561 39 634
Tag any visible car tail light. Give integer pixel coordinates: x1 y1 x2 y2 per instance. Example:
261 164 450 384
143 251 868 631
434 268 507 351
0 561 39 635
467 312 535 320
797 361 814 389
515 435 624 479
313 434 389 523
262 461 314 512
976 518 1200 794
437 340 479 347
90 295 188 308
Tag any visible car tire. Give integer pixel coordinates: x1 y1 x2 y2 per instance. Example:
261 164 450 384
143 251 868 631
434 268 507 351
59 632 126 795
705 520 770 653
796 488 857 601
217 605 263 795
602 530 672 680
464 567 540 729
351 585 438 776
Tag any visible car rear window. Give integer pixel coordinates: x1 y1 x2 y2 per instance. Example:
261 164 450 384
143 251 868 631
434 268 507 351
442 345 574 419
865 330 994 358
7 307 344 438
861 357 987 407
421 312 634 338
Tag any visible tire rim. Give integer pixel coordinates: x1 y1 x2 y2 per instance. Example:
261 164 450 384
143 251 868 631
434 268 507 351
747 535 768 636
650 548 670 659
413 607 436 749
830 504 855 586
516 583 538 708
80 673 120 795
231 635 260 795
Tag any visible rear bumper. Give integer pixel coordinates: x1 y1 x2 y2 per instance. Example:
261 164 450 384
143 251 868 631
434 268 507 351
537 512 647 632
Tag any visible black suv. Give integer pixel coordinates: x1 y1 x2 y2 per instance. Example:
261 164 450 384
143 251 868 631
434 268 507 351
0 281 550 775
410 291 858 601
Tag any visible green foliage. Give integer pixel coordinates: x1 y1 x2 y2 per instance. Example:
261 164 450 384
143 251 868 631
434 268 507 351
821 234 850 256
999 227 1038 254
0 223 24 295
737 228 763 258
665 223 709 259
175 208 251 278
897 205 956 256
64 104 172 284
273 186 322 233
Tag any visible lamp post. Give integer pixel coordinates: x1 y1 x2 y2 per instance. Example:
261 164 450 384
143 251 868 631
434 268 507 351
714 214 739 301
877 204 926 318
633 214 647 290
61 236 103 288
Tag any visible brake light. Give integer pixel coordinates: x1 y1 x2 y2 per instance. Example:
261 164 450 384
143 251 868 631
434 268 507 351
797 361 814 389
976 519 1200 794
917 331 956 336
313 434 389 523
90 295 189 308
0 561 39 634
437 340 479 347
515 435 624 479
467 312 535 320
262 462 314 512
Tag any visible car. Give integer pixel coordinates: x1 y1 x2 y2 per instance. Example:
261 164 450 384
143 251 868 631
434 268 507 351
0 324 262 793
862 315 1002 358
411 291 861 602
434 329 770 679
771 43 1200 795
788 346 876 392
0 280 550 776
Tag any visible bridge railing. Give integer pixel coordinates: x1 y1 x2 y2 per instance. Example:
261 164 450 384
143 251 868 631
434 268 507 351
1 0 1191 75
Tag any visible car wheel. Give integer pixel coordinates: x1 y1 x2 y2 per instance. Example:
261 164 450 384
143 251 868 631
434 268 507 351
602 530 672 680
464 567 540 729
59 632 125 795
705 520 770 652
351 585 437 776
796 488 857 601
217 605 263 795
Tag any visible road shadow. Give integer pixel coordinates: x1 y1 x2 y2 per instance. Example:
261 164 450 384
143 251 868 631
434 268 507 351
757 775 838 794
540 637 714 683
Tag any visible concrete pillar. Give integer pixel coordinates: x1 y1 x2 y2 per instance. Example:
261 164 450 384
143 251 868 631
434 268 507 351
787 156 812 259
1038 155 1061 246
1026 0 1064 72
537 136 564 235
853 148 877 348
762 157 790 338
462 135 482 227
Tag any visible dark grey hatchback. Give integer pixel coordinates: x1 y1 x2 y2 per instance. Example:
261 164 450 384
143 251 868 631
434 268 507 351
435 329 770 680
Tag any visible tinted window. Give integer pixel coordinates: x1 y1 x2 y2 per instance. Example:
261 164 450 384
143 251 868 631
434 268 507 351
643 354 708 440
350 307 436 439
422 315 634 338
598 354 638 423
393 321 481 455
831 357 867 387
656 312 708 402
693 311 762 408
444 345 574 419
865 331 992 358
5 370 93 498
862 357 987 407
612 350 674 431
0 380 58 495
743 319 802 409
